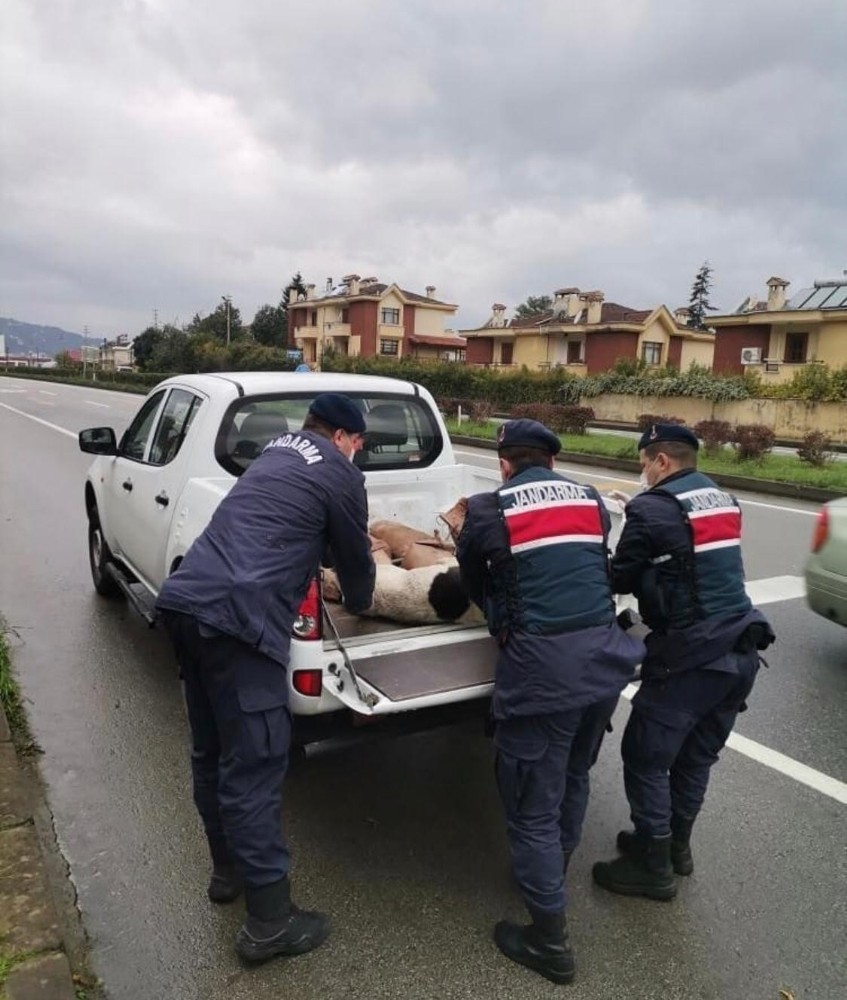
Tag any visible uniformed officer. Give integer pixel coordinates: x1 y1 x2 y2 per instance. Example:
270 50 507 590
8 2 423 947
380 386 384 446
156 393 375 964
592 423 774 900
456 419 644 985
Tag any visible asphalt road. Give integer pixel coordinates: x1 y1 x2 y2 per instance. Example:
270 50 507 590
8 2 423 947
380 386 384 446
1 377 845 1000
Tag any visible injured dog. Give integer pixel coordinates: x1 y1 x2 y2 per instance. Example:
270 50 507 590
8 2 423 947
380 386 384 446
323 560 484 626
323 512 483 626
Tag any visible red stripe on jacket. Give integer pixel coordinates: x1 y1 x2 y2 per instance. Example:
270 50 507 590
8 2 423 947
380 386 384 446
690 509 741 547
506 504 603 547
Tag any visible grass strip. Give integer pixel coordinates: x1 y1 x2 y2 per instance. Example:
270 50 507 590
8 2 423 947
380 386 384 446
447 420 847 492
0 623 39 756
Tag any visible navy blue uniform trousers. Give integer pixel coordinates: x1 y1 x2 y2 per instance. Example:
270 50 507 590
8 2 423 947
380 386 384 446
161 611 291 888
494 696 619 915
623 650 759 837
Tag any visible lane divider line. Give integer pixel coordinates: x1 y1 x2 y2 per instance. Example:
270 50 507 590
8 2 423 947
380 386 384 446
0 403 78 439
620 684 847 805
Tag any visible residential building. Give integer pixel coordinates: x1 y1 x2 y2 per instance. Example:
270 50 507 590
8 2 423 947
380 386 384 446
288 275 465 364
460 288 714 374
711 275 847 381
98 334 134 371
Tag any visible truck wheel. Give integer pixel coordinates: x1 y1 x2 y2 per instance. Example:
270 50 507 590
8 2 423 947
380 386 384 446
88 509 121 598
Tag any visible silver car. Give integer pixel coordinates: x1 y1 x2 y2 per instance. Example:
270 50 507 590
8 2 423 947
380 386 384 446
805 497 847 627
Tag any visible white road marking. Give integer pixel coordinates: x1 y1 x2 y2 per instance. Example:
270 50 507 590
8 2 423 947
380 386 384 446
0 387 27 393
620 684 847 805
0 403 77 439
39 390 58 396
745 575 806 605
84 399 110 408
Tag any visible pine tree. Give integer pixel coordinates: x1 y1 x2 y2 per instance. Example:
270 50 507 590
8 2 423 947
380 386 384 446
687 261 715 329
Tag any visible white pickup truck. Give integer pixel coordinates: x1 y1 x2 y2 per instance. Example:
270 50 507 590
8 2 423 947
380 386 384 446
79 371 625 746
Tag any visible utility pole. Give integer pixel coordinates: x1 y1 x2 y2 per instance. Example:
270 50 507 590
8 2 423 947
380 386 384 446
222 295 232 346
153 308 159 330
83 325 90 378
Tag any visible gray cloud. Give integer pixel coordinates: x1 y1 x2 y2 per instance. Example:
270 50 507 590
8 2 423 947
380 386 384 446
1 0 845 337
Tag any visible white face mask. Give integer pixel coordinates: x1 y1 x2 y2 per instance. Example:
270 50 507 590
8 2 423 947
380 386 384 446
639 457 658 490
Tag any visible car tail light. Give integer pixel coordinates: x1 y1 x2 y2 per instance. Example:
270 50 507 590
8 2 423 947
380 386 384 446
292 577 322 640
811 507 829 553
292 669 323 697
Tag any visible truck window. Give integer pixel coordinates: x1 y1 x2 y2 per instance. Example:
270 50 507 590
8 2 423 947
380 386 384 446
119 390 167 461
149 389 203 466
216 393 442 476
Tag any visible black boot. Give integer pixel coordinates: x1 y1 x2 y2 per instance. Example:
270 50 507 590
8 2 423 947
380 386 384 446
592 834 677 901
208 864 242 904
235 877 330 964
616 823 694 877
494 909 575 984
669 814 695 876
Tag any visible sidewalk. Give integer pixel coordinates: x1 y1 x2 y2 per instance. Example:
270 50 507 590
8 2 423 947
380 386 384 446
0 705 78 1000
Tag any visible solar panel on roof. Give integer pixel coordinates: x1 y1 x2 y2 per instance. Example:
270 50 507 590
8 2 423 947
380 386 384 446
799 286 837 309
834 288 847 307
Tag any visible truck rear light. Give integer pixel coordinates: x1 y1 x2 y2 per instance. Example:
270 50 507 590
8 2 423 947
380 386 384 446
292 669 323 697
292 577 322 640
811 508 829 553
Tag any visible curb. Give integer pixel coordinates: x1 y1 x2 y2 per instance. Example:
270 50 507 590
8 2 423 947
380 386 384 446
0 705 80 1000
450 434 843 504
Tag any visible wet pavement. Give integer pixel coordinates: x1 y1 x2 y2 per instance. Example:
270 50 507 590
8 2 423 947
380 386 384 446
1 378 845 999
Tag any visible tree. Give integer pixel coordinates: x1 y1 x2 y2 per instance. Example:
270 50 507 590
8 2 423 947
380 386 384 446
687 261 716 329
54 349 79 368
251 304 285 347
133 326 164 370
187 300 243 342
514 295 553 320
280 271 307 348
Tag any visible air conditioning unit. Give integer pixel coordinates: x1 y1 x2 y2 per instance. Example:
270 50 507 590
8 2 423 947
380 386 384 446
740 347 762 365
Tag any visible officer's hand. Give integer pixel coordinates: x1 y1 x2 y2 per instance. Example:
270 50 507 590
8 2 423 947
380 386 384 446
606 489 632 507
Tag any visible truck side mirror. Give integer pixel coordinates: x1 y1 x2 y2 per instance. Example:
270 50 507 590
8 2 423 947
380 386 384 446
79 427 117 455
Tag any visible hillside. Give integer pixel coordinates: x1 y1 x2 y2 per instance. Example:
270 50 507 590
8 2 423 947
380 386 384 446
0 318 85 357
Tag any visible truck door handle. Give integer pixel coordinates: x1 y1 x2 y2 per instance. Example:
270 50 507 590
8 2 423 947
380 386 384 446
122 479 133 492
155 492 169 507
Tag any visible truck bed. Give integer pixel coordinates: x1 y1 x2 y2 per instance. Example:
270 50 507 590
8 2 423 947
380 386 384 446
322 603 496 703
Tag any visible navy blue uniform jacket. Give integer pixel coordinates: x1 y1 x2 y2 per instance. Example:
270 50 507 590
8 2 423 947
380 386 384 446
156 429 375 666
611 468 773 675
457 471 644 720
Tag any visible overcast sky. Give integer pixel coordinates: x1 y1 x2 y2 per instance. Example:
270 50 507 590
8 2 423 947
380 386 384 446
2 0 845 338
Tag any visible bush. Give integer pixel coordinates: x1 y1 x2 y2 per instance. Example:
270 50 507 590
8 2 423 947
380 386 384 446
510 403 595 434
693 419 733 455
437 397 477 418
797 431 835 467
469 399 494 421
636 413 686 431
732 423 775 462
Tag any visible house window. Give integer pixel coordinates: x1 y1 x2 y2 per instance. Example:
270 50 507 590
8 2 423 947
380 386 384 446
381 308 400 325
641 341 662 365
500 343 514 365
310 310 317 326
380 339 399 356
567 340 582 364
784 332 808 363
341 308 349 323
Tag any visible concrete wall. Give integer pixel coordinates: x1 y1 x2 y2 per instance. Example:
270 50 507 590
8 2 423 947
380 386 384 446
413 306 453 337
588 393 847 443
680 338 714 369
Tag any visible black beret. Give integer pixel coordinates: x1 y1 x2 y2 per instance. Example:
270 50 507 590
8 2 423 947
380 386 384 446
637 422 699 452
308 393 366 434
496 418 561 456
